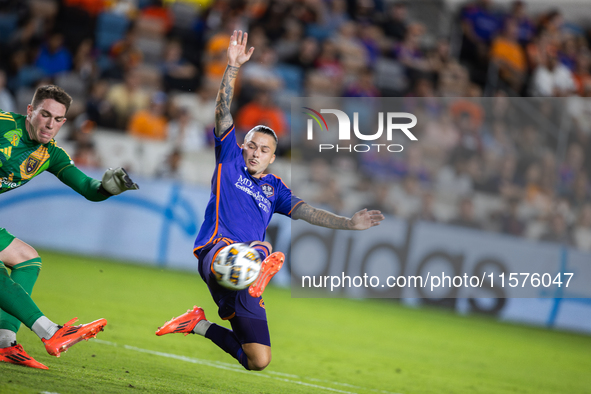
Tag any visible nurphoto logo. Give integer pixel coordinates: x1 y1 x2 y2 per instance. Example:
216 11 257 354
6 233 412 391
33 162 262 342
302 107 418 153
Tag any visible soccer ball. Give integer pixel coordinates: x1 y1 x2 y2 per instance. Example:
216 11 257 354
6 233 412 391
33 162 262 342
212 243 263 290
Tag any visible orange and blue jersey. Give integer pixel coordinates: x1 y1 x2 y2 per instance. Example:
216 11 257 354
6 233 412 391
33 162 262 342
193 125 303 259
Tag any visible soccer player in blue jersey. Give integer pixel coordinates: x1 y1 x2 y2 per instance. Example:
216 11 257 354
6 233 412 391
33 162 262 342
156 31 384 371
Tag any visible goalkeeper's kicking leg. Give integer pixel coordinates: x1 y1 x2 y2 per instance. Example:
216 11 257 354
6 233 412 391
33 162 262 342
0 238 41 341
0 237 107 369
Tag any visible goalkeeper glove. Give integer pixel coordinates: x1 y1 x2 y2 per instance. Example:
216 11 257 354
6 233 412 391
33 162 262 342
99 167 139 196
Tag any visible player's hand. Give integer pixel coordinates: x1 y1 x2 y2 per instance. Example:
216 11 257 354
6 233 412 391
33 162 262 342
101 167 139 196
227 30 254 68
349 209 384 230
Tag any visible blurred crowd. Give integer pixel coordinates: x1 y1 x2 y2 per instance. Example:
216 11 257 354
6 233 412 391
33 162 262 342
0 0 590 249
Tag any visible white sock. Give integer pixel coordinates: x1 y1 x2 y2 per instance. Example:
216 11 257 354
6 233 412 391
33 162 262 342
0 329 17 348
31 316 59 340
192 320 212 336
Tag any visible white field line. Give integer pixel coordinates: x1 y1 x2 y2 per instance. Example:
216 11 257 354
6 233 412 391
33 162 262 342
94 339 402 394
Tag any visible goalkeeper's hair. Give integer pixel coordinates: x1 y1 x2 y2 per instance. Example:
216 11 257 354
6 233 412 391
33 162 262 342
31 85 73 113
248 125 278 146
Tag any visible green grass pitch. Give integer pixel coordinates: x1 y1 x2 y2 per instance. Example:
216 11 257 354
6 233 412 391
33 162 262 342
1 250 590 394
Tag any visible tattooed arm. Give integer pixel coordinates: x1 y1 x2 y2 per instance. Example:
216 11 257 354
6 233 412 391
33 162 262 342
215 65 240 136
292 203 384 231
214 30 255 138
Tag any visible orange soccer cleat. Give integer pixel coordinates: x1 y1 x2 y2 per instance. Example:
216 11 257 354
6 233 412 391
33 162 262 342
0 344 48 369
156 306 206 336
249 252 285 298
42 318 107 357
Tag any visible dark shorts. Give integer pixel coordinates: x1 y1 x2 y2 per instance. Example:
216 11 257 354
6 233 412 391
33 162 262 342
0 228 15 252
229 315 270 347
198 240 270 346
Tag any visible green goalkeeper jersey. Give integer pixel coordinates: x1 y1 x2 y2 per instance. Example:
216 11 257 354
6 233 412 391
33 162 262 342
0 109 107 201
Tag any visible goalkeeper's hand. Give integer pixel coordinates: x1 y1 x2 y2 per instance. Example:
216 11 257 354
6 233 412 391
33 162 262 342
100 167 139 196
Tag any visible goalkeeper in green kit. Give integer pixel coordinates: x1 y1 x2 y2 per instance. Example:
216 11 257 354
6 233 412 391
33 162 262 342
0 85 139 369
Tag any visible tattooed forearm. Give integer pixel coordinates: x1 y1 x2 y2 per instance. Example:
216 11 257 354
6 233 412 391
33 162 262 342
214 65 240 137
292 203 353 230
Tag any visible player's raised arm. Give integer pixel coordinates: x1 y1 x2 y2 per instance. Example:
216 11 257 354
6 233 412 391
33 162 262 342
214 30 255 137
292 203 384 230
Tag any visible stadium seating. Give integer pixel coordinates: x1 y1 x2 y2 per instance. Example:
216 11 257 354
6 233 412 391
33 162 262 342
95 12 130 52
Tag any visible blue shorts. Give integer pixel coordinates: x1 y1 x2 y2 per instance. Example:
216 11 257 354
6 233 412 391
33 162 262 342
198 240 270 346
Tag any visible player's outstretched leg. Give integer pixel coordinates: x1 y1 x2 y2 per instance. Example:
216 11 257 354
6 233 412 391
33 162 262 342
0 258 44 369
248 252 285 298
0 261 46 368
41 317 107 357
155 306 268 370
0 261 107 361
0 343 48 369
156 306 206 336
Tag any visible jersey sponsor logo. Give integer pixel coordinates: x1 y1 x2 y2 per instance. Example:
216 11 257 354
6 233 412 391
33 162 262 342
261 183 274 198
1 176 18 189
236 174 253 188
19 146 49 180
234 175 272 213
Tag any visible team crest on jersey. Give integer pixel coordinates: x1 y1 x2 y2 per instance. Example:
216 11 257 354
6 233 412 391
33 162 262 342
19 146 50 180
25 157 40 173
261 184 274 198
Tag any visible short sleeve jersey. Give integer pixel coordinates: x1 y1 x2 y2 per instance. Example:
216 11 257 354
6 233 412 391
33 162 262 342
0 110 74 194
193 125 303 258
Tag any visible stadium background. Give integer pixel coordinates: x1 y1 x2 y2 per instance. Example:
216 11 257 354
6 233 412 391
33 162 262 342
0 0 590 251
1 0 591 391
